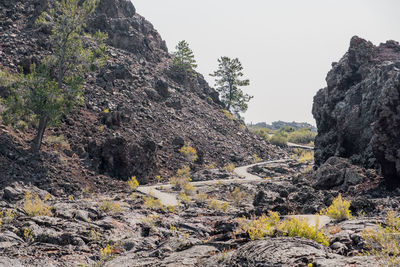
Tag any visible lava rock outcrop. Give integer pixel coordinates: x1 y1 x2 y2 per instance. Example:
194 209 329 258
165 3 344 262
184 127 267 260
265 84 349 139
313 36 400 187
0 0 276 188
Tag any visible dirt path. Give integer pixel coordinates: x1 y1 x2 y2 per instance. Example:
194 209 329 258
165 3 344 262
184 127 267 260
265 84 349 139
136 158 331 227
137 159 289 206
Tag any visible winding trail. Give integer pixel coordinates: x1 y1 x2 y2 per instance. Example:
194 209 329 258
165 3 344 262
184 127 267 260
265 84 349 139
137 149 330 228
137 159 289 206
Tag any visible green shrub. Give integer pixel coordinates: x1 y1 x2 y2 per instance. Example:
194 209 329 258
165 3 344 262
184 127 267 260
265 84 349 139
288 128 316 144
236 211 280 240
44 134 70 150
236 211 329 246
24 191 52 217
291 148 314 163
100 242 117 262
222 163 235 173
250 127 271 142
229 187 246 206
169 166 192 191
253 153 262 163
127 176 139 190
179 145 198 162
320 194 352 221
208 199 229 212
362 210 400 266
143 196 165 210
279 216 329 246
179 192 191 203
278 126 296 133
222 110 234 121
99 200 122 213
270 133 288 147
0 209 16 226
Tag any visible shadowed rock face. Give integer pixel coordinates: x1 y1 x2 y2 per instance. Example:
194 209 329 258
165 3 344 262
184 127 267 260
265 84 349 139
313 36 400 187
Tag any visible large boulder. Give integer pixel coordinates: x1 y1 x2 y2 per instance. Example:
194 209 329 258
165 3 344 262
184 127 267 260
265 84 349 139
312 157 378 190
313 36 400 187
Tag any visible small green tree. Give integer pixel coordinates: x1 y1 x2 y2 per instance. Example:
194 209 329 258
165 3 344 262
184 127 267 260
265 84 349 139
210 57 253 118
172 40 197 74
1 0 107 153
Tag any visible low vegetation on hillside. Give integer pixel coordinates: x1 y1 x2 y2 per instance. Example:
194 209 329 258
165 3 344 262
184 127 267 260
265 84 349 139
249 125 316 147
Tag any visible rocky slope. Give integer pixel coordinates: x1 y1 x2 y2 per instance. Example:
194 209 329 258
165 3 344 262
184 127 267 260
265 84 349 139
1 1 399 266
0 159 394 267
313 36 400 186
0 0 281 193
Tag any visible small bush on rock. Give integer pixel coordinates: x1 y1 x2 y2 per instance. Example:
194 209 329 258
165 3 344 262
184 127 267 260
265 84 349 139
222 163 235 173
44 135 70 151
237 211 280 240
23 228 34 242
253 153 261 163
320 194 352 221
99 200 122 213
222 110 235 121
183 183 196 195
362 210 400 266
100 242 117 262
179 145 198 162
209 199 229 212
0 209 16 225
170 166 192 191
24 191 52 217
229 187 246 206
143 196 164 210
128 176 139 190
279 217 329 246
236 211 329 246
179 192 191 203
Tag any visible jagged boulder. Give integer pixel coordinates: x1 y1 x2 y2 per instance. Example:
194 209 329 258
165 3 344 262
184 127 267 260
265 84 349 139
312 157 379 190
313 36 400 187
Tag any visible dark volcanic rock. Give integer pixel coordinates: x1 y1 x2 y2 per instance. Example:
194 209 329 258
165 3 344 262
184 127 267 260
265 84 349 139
226 238 378 267
312 157 377 190
0 0 277 188
313 36 400 187
227 238 336 267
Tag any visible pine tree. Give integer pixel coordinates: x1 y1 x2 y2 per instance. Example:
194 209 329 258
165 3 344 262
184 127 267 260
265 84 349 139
172 40 197 74
0 0 107 153
210 57 253 118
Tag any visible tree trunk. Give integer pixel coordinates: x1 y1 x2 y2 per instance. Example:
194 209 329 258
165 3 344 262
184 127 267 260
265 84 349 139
31 116 48 153
227 81 233 110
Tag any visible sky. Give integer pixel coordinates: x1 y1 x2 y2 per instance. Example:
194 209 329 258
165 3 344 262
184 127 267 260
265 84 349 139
132 0 400 125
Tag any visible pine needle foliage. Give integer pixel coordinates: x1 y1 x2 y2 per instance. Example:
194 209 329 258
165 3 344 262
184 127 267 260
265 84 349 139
210 57 253 118
1 0 107 153
172 40 197 74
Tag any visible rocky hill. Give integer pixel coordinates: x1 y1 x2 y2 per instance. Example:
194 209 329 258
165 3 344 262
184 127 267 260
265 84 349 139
313 36 400 187
0 0 281 194
1 1 400 267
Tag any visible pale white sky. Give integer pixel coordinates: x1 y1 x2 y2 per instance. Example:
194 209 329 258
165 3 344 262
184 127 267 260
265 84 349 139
132 0 400 125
